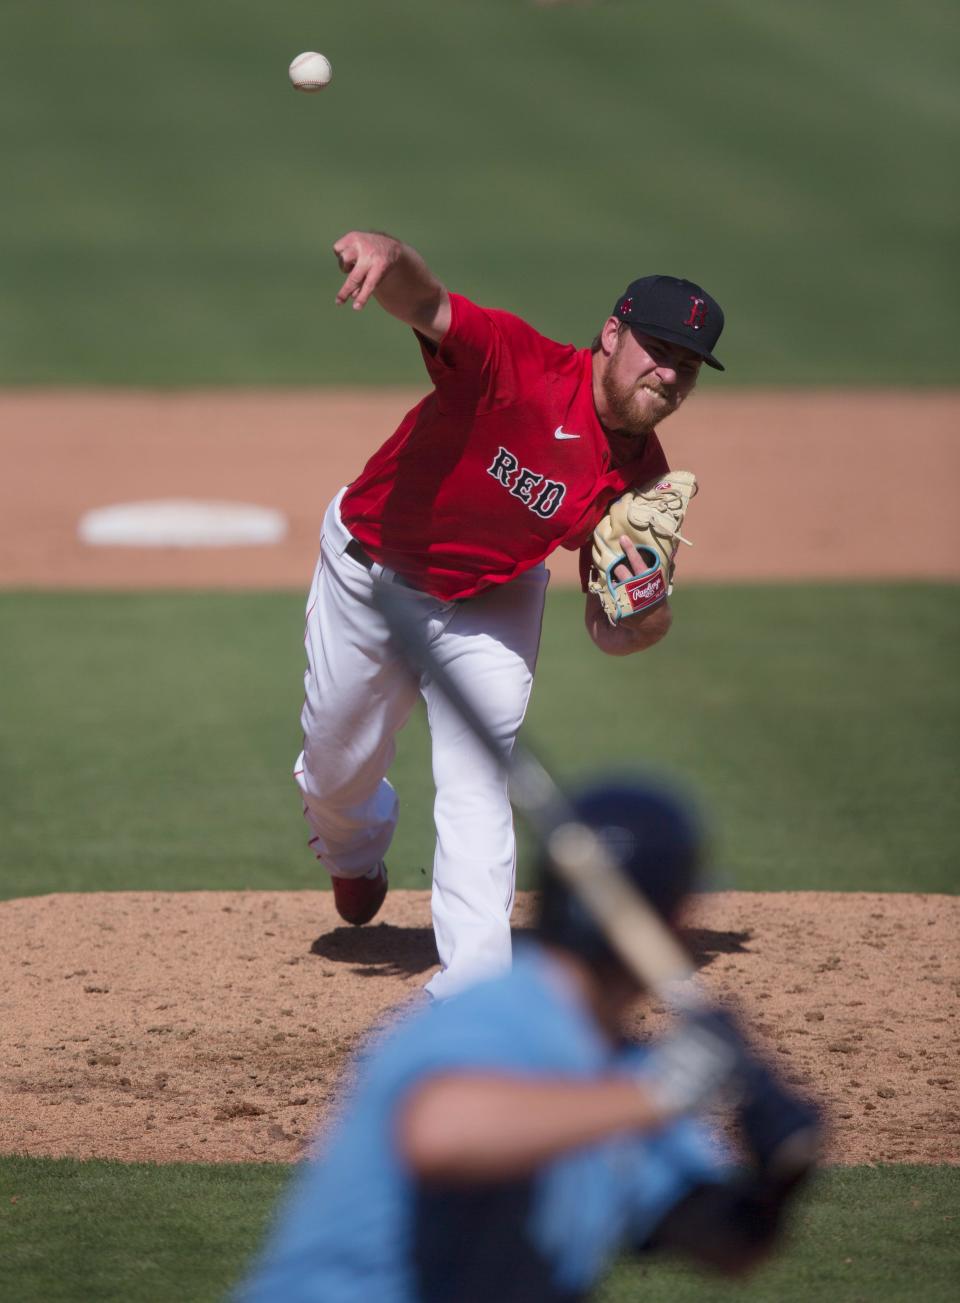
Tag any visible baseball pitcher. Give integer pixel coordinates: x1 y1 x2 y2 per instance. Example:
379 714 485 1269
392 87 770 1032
295 230 724 999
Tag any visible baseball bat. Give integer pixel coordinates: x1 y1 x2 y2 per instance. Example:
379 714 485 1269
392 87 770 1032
371 582 700 1007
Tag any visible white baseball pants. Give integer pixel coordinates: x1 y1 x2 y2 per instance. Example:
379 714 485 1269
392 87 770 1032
295 490 549 1000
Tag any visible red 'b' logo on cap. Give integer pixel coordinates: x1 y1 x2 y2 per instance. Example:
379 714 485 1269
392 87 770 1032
684 297 707 329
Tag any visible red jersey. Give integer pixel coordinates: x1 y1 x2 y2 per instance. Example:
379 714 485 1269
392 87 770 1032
340 293 668 601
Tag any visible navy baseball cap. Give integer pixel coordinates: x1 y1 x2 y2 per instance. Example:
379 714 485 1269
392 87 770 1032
613 275 725 370
536 777 705 975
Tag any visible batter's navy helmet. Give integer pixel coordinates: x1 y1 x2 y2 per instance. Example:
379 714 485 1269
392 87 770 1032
535 778 705 972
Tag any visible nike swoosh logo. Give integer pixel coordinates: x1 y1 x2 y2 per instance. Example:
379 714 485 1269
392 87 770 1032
554 426 580 440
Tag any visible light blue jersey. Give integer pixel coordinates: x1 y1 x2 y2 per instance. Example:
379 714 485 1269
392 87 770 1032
236 946 729 1303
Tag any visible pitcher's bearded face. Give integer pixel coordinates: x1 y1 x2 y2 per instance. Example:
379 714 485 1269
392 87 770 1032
599 328 702 437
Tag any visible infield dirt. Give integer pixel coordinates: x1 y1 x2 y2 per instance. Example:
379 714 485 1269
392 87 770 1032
3 389 958 587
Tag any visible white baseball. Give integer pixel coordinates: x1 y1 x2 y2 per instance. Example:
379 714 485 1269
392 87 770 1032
288 51 333 93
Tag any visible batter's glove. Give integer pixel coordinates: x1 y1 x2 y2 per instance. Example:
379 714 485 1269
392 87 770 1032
588 471 698 624
636 1008 749 1119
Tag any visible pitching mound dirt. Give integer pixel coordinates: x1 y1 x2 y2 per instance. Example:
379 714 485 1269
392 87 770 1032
1 890 956 1166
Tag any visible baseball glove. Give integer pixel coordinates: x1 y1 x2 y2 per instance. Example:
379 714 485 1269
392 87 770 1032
588 471 698 624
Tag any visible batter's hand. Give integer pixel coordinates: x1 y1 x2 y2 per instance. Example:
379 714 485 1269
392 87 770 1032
637 1009 749 1120
333 231 401 311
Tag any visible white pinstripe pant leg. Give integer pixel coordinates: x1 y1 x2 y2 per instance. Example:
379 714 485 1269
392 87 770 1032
294 495 442 876
421 565 549 999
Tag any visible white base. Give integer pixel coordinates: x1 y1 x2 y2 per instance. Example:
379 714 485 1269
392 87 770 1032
77 499 288 548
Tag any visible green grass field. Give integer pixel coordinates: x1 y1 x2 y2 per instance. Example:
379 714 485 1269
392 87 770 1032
1 1157 956 1302
2 585 957 900
1 0 957 384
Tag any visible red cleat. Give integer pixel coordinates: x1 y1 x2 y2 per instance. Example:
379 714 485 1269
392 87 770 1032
331 863 388 926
